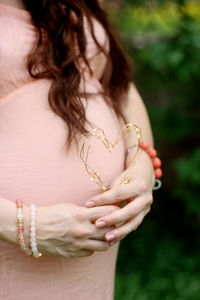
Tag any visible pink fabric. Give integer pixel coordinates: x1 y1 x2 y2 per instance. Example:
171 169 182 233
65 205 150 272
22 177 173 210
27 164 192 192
0 4 126 300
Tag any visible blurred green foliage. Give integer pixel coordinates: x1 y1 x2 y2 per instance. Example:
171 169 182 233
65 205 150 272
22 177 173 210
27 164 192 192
108 1 200 299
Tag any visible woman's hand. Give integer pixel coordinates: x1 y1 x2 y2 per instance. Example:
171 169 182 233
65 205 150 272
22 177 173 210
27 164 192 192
85 151 155 245
36 203 119 258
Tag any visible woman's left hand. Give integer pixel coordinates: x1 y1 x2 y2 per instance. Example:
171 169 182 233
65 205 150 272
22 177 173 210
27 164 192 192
85 151 155 246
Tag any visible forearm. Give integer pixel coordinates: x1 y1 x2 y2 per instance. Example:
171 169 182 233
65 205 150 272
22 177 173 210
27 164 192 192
0 196 30 247
120 82 155 188
120 82 153 148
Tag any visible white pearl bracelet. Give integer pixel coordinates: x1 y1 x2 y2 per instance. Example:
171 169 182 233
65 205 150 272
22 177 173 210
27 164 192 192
30 204 42 258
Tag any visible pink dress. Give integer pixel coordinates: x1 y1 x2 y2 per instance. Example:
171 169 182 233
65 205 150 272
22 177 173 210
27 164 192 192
0 4 126 300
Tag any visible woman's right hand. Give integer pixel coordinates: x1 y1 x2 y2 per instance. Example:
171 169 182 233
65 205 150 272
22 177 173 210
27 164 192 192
35 203 119 258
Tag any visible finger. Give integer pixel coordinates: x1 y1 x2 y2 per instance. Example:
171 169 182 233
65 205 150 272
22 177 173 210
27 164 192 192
105 211 147 243
87 205 120 221
85 179 147 207
79 239 110 252
95 196 151 228
88 226 116 240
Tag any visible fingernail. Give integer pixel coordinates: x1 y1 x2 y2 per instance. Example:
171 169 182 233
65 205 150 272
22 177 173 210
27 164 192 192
106 233 115 241
95 221 106 228
85 201 95 208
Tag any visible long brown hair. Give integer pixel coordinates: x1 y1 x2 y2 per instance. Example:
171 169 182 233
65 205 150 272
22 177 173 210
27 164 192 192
22 0 133 151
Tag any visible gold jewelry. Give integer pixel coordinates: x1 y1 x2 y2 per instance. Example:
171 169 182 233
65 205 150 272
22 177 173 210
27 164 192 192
120 179 130 185
77 123 143 192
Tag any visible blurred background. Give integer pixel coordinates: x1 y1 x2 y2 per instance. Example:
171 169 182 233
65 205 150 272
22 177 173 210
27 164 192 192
107 0 200 299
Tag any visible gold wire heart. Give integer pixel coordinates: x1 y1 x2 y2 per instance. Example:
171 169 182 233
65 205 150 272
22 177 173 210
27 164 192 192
77 123 143 192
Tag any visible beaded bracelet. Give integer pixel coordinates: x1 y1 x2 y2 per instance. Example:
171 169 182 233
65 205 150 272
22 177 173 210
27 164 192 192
15 199 33 256
30 204 42 258
126 141 163 190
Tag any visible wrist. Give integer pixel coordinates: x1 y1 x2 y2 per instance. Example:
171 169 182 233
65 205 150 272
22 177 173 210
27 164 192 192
0 198 19 247
0 199 31 249
23 205 31 248
35 206 46 251
126 149 155 190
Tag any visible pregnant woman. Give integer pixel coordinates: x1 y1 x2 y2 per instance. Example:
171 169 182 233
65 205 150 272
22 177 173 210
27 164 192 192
0 0 162 299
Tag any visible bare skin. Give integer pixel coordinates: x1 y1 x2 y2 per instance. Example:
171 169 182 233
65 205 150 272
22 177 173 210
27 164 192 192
0 196 118 258
86 83 155 246
0 0 156 255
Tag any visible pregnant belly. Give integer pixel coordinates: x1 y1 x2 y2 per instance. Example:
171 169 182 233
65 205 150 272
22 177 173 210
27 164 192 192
0 79 126 207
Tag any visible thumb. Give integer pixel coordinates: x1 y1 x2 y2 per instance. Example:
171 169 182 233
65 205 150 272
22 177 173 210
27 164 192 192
109 172 125 190
109 168 132 190
109 168 133 208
